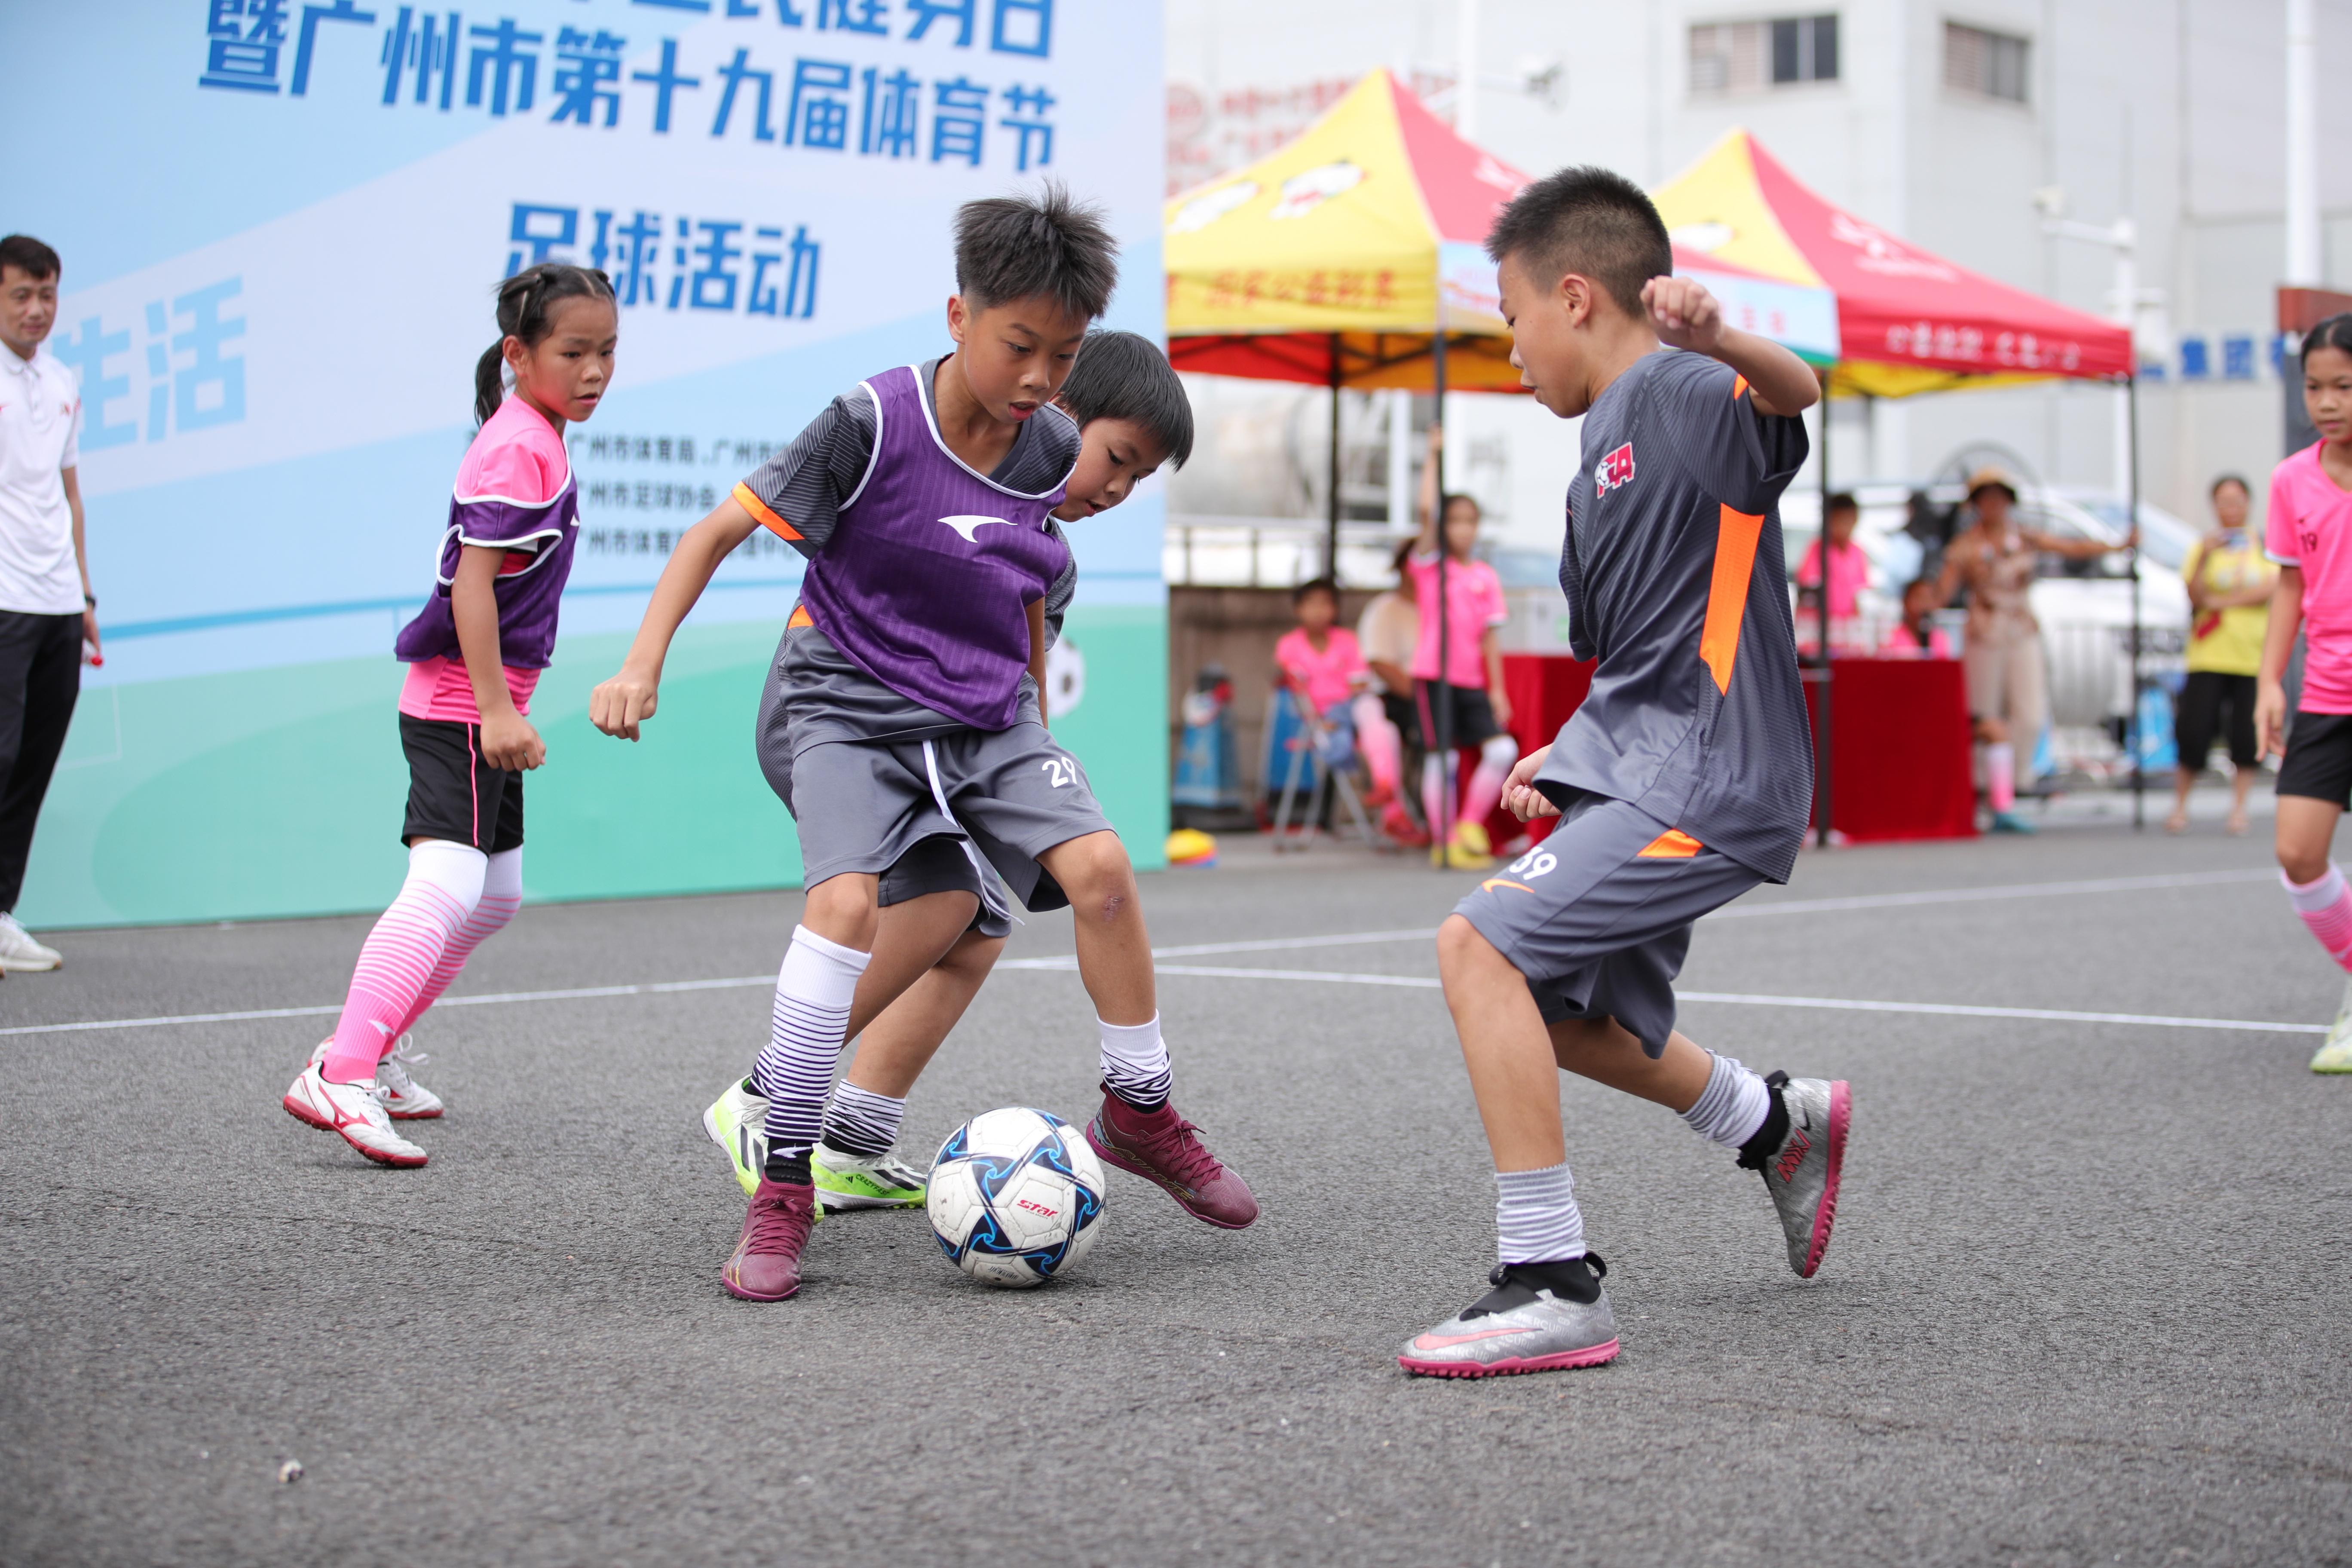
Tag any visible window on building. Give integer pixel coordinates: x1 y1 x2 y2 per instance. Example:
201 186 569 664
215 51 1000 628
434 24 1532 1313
1690 15 1838 95
1945 21 2030 103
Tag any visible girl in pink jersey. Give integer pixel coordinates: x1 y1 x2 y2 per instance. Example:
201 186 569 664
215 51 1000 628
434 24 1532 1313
2257 314 2352 1073
1409 425 1516 870
283 264 617 1166
1272 577 1404 807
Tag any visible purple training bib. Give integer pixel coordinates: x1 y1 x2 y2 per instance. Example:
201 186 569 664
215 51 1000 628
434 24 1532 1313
799 364 1074 731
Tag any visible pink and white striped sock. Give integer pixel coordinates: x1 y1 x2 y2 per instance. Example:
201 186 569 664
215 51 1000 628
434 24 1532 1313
388 847 522 1047
2283 864 2352 972
320 841 487 1083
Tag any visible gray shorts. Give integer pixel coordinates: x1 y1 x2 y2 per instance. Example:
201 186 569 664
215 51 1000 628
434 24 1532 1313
756 627 1113 920
1453 792 1762 1057
876 836 1016 940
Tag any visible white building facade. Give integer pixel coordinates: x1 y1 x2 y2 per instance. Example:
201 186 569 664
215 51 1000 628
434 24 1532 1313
1167 0 2352 551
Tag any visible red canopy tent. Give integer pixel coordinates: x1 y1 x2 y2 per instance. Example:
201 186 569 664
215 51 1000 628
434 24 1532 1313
1656 129 2148 832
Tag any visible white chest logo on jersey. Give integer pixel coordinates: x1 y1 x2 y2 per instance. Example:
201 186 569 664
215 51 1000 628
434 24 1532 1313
940 514 1014 543
1595 442 1635 498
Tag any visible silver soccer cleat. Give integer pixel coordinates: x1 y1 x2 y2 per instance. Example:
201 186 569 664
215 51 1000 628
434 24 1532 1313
1754 1072 1850 1277
1397 1257 1621 1379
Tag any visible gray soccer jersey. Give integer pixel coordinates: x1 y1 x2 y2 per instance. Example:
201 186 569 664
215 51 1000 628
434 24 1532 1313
1534 349 1813 883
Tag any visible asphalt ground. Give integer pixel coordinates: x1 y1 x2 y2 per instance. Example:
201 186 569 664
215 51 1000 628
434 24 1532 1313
3 798 2349 1567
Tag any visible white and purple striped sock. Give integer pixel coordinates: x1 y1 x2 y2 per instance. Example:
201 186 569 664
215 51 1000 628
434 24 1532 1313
821 1081 907 1158
753 925 870 1171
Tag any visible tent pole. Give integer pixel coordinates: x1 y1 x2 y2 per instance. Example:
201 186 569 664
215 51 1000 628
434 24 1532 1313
1815 374 1834 848
2128 373 2144 830
1433 326 1454 867
1327 334 1343 581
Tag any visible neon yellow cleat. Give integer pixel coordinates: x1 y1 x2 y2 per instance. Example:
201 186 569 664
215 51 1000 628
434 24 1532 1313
812 1142 929 1211
702 1077 769 1200
2314 979 2352 1072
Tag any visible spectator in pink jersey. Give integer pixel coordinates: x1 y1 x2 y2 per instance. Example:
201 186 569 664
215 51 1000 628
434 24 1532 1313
1879 577 1954 657
1273 577 1403 808
2258 313 2352 1073
1795 492 1867 653
1409 424 1516 870
281 263 618 1167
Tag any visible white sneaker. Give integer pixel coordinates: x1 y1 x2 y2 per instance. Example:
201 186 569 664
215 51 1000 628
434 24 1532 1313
376 1036 445 1119
283 1061 427 1167
0 911 61 971
2314 977 2352 1074
308 1035 443 1118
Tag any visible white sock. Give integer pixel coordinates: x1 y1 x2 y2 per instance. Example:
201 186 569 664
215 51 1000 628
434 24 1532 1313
1680 1051 1772 1149
1099 1014 1172 1110
821 1081 906 1158
753 925 870 1165
1495 1162 1585 1265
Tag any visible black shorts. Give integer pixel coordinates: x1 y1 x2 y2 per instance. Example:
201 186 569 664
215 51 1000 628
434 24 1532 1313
2174 671 2258 769
2276 710 2352 806
1381 691 1423 750
399 714 524 852
1415 680 1502 750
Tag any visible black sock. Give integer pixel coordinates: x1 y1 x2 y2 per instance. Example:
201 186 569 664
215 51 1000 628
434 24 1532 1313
1507 1255 1603 1304
763 1147 813 1186
1736 1071 1792 1171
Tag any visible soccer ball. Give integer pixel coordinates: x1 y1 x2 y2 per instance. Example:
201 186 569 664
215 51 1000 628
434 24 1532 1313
925 1107 1106 1288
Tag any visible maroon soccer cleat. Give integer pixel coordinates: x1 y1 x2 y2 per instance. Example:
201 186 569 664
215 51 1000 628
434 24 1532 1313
722 1178 815 1301
1085 1087 1259 1229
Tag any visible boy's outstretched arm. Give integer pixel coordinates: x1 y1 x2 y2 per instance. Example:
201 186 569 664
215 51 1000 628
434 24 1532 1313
590 497 761 739
1640 276 1822 418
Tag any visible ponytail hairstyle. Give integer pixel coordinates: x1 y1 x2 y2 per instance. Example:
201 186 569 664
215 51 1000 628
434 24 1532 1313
2300 312 2352 371
474 262 616 427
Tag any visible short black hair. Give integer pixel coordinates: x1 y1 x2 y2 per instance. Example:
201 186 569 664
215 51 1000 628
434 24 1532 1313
955 182 1118 322
1291 576 1339 606
0 236 60 282
1827 491 1860 517
1055 330 1194 468
2210 473 2250 498
1484 166 1672 319
2303 313 2352 367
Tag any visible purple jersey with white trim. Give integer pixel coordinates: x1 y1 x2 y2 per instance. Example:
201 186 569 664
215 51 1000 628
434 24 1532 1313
394 396 580 670
798 364 1075 731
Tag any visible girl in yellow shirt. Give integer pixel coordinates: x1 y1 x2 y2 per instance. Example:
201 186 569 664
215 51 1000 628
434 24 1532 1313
2169 475 2272 834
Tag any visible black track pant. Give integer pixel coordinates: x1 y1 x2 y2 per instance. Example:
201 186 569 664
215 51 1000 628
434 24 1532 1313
0 612 81 913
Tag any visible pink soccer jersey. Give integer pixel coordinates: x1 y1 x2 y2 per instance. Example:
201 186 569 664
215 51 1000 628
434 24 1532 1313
1406 552 1507 686
1275 625 1367 711
2268 442 2352 713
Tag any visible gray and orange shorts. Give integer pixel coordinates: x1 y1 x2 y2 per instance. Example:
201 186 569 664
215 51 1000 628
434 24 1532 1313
1454 791 1762 1057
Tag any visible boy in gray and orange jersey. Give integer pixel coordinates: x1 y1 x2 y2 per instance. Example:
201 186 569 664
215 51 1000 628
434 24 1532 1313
1398 167 1851 1379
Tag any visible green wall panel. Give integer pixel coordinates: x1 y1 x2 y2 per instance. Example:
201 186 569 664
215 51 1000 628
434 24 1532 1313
30 602 1167 929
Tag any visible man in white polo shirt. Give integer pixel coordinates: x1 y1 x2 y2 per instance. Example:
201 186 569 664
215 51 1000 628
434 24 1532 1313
0 235 100 971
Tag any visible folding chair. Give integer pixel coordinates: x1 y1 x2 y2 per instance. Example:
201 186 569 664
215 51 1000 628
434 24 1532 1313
1265 680 1381 853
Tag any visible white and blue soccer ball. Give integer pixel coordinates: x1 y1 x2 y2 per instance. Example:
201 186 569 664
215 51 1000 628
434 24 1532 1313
925 1107 1106 1289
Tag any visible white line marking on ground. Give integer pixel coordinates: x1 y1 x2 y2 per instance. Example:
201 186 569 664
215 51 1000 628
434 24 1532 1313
0 867 2291 1040
1133 965 2327 1035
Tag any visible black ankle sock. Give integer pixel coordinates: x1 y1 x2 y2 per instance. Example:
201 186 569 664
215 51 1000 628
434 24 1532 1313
1507 1255 1603 1304
1736 1071 1792 1171
763 1147 812 1186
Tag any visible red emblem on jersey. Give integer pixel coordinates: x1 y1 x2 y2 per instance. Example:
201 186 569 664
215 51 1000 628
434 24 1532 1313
1596 441 1635 497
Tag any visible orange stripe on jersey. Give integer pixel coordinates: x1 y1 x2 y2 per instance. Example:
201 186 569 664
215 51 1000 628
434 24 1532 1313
1479 878 1537 894
1699 504 1765 693
786 603 815 630
1636 828 1704 859
1731 373 1750 400
733 481 803 542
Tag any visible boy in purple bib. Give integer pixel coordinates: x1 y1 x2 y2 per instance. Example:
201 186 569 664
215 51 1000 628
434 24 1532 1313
593 190 1258 1302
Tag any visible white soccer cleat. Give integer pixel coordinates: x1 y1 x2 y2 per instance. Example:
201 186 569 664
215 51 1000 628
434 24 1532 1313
376 1037 445 1118
2314 977 2352 1074
0 912 61 971
308 1035 444 1118
283 1061 428 1167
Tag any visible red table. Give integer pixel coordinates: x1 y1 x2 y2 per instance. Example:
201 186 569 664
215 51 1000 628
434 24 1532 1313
1468 653 1974 848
